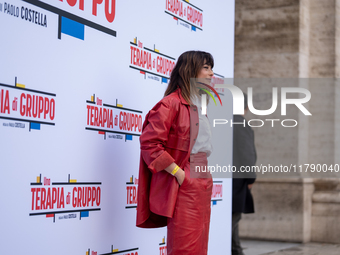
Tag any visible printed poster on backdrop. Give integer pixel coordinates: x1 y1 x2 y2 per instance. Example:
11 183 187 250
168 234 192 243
0 0 234 254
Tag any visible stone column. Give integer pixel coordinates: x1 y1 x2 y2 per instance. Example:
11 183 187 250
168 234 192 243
234 0 313 243
308 0 340 243
235 0 340 243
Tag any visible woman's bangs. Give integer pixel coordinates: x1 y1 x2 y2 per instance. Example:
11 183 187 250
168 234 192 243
203 53 214 68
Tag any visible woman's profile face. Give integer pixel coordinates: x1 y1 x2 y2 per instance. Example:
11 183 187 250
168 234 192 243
196 62 214 80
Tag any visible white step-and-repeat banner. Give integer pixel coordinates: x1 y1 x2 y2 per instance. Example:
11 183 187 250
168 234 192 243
0 0 234 254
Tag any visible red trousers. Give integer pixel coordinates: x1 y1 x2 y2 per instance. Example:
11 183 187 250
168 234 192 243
167 152 213 255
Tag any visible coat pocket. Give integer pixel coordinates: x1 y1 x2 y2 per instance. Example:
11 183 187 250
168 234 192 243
165 133 190 152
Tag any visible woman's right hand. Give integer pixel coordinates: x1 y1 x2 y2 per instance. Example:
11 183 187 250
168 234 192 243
164 163 186 185
175 169 185 185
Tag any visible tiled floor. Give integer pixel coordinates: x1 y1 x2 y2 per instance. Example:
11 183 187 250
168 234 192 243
241 239 340 255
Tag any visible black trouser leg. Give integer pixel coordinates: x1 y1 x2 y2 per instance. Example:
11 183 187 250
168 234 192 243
232 212 244 255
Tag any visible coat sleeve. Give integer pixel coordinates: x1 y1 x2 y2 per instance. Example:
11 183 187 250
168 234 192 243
140 99 178 174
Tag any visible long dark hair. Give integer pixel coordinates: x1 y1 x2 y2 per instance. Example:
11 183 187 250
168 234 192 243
164 51 214 103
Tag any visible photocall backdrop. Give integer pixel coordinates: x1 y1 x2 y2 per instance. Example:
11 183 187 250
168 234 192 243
0 0 234 254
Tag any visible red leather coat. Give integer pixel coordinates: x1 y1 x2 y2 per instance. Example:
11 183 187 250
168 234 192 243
136 89 199 228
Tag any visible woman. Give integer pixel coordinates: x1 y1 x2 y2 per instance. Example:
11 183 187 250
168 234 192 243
136 51 214 254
